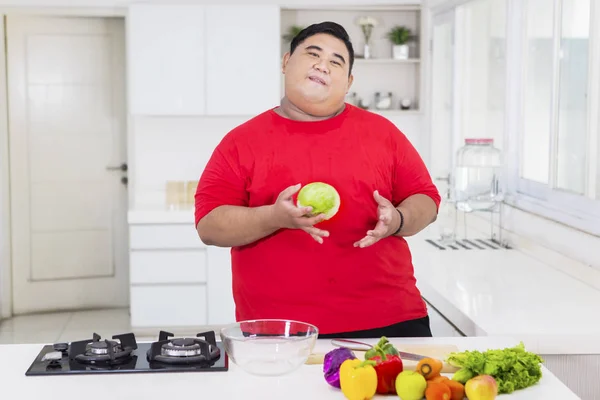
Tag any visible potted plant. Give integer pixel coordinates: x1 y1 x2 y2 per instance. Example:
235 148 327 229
356 16 378 59
386 26 414 60
282 25 305 43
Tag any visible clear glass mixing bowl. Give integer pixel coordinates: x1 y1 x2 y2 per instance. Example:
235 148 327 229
220 319 319 377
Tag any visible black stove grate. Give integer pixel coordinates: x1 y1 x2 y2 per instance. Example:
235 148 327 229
147 330 221 365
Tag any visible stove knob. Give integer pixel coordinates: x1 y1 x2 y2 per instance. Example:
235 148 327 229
53 343 68 352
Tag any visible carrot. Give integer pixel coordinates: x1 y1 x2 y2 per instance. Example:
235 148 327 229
425 381 452 400
416 357 444 380
429 375 450 384
443 379 465 400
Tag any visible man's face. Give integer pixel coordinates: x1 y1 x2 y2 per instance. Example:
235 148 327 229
282 33 354 115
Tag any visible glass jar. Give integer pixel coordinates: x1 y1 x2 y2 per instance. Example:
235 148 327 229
438 188 457 244
453 138 503 212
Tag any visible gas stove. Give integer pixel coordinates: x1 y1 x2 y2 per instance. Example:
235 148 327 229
25 330 228 376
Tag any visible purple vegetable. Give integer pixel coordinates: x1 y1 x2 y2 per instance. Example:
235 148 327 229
323 347 357 388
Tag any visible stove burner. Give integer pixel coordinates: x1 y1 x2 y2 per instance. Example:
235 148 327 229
147 330 221 365
88 340 119 355
161 338 203 357
69 333 138 365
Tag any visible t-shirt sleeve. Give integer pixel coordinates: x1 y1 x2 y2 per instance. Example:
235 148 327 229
194 137 249 226
390 128 441 211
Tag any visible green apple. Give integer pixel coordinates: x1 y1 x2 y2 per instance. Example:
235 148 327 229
395 370 427 400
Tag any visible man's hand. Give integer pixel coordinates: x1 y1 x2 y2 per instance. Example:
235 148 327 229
271 184 330 244
354 190 400 248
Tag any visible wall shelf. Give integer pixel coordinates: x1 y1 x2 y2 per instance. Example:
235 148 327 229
354 58 421 64
372 109 422 116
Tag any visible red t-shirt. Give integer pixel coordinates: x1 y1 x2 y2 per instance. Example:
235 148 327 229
195 104 440 334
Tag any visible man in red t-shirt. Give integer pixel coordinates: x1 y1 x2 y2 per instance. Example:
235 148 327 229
195 22 440 338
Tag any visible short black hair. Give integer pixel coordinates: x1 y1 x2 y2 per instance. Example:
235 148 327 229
290 21 354 75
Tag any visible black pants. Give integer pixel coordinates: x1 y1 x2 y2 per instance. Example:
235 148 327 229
318 316 432 339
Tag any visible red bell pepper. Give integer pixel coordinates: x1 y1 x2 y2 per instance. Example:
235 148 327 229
369 349 404 395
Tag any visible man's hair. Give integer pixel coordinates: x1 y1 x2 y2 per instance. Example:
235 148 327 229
290 21 355 75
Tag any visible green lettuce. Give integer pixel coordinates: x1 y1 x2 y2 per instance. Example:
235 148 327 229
446 342 544 394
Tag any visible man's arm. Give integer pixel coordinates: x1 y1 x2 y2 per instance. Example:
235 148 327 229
394 194 438 237
197 183 328 248
196 205 278 247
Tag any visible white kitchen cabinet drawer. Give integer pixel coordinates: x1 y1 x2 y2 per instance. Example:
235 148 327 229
129 224 203 250
127 4 205 115
130 250 207 284
205 5 280 115
206 246 235 325
130 285 207 327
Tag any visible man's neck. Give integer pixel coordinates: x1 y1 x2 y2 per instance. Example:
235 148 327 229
276 97 345 122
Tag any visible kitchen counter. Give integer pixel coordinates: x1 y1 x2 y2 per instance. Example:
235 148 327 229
1 336 578 399
128 209 195 224
406 230 600 355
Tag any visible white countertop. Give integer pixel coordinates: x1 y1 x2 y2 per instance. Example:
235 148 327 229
128 209 196 224
1 337 577 400
407 230 600 355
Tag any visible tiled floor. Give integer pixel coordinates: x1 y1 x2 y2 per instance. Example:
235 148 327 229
0 301 462 345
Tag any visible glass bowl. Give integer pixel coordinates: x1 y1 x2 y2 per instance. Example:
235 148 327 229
219 319 319 376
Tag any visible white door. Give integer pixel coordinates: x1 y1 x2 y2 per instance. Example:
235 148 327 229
429 10 457 198
6 16 129 314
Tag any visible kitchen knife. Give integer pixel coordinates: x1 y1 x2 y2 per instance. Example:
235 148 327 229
331 339 428 361
305 352 459 373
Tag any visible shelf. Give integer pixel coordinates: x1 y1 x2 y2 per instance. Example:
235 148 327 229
371 109 422 116
281 5 421 12
354 58 421 64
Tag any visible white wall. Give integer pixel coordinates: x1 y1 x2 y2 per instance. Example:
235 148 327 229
0 16 10 319
129 113 424 211
130 116 250 210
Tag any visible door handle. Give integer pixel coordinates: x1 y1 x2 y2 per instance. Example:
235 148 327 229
435 175 450 183
106 163 128 172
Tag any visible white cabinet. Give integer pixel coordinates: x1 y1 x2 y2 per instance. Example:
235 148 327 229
127 4 281 116
127 4 205 115
128 220 235 328
206 246 235 325
205 5 281 115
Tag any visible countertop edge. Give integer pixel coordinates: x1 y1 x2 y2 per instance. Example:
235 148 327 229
128 210 196 225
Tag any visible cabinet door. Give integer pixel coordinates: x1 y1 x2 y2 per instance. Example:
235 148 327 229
205 5 281 116
206 246 235 325
127 4 205 115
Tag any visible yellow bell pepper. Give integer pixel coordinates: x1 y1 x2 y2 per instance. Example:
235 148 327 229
339 358 378 400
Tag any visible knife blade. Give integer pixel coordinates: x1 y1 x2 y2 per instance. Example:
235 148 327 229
397 351 427 361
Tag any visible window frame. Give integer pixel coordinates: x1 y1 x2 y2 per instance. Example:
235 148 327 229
505 0 600 236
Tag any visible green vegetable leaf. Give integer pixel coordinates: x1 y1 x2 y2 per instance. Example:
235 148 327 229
445 342 544 394
452 368 475 383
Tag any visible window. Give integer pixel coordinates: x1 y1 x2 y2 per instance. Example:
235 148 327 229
521 0 552 184
511 0 600 234
555 0 590 195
